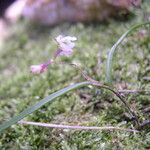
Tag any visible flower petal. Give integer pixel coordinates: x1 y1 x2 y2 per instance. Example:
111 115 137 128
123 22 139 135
30 64 47 74
55 35 77 52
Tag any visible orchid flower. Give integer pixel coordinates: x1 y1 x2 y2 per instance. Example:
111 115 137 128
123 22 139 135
30 60 53 74
30 35 77 74
30 64 47 74
55 35 77 57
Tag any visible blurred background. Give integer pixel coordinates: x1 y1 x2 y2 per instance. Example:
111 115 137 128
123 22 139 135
0 0 146 42
0 0 150 149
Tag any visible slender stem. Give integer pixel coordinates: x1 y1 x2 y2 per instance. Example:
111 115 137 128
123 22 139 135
91 83 140 128
18 121 139 133
70 63 140 127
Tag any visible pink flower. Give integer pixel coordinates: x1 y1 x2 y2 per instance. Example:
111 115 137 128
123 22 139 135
30 59 53 74
55 35 77 57
30 35 77 75
30 64 47 74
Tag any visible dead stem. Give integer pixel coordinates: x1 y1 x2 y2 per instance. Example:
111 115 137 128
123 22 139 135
18 121 139 133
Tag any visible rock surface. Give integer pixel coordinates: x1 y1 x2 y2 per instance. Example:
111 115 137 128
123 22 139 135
22 0 141 25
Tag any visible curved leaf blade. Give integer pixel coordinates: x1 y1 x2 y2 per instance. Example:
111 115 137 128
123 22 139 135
0 81 90 133
106 22 150 84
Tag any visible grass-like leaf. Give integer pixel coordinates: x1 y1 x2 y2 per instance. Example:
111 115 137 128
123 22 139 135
0 81 90 133
106 22 150 84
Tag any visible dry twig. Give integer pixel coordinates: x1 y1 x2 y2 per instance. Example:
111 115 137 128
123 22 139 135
18 121 139 133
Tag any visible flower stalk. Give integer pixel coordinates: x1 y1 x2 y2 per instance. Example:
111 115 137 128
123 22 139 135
70 63 140 128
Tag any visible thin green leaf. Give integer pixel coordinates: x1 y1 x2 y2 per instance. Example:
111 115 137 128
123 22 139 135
0 81 90 133
106 22 150 84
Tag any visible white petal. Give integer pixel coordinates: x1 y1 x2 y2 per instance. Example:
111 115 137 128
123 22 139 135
55 35 63 43
55 35 77 51
60 43 72 51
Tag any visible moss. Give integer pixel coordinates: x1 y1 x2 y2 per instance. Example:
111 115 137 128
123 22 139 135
0 1 150 149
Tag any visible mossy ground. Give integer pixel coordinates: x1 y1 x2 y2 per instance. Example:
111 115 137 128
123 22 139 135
0 1 150 149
